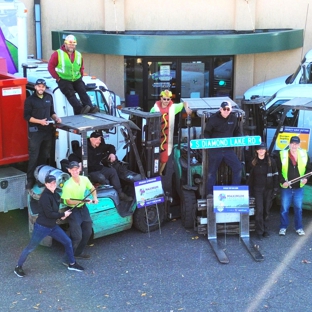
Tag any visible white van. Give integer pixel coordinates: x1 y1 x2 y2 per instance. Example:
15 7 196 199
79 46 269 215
263 84 312 158
244 49 312 100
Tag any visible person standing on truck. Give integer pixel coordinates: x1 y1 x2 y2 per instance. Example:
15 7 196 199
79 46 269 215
24 78 62 191
14 175 84 277
204 101 242 196
48 34 99 115
246 143 279 240
61 161 98 260
68 131 133 202
150 90 192 175
276 136 311 236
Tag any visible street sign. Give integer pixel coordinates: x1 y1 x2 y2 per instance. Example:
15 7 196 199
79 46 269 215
190 135 261 149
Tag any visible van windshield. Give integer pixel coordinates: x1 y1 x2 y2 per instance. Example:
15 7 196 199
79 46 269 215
266 99 298 127
287 65 301 84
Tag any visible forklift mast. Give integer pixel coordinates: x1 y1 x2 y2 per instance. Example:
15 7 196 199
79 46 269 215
121 108 161 178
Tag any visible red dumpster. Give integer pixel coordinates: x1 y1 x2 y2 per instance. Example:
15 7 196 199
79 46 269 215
0 72 28 165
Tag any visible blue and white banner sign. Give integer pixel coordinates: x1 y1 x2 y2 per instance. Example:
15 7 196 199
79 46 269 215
134 176 164 208
213 185 249 213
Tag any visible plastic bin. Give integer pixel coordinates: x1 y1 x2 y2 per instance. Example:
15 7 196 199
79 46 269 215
0 167 27 212
126 94 139 107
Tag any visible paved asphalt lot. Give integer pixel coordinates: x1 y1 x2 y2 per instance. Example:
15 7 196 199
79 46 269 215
1 204 312 312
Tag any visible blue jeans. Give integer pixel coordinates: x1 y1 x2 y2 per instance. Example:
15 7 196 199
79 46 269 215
17 222 75 267
280 187 304 230
207 148 242 194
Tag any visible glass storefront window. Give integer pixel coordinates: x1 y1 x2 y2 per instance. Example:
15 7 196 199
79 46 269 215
213 57 233 97
181 61 210 98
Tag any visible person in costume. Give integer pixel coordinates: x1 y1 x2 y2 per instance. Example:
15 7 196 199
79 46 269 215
150 90 192 175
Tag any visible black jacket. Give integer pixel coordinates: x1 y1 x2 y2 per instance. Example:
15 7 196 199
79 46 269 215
204 111 241 139
36 188 65 228
69 138 116 172
24 92 55 131
247 156 279 192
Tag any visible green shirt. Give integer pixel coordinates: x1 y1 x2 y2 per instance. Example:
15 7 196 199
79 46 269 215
61 176 93 208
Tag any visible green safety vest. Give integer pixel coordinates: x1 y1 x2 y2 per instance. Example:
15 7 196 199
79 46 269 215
55 50 82 81
280 148 308 188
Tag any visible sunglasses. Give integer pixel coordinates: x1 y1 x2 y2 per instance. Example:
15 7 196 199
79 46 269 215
65 40 77 45
162 98 171 101
222 107 231 111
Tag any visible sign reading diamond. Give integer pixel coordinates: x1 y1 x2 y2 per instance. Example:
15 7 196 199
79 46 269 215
190 135 262 149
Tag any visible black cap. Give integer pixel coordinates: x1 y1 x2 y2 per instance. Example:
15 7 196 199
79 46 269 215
90 131 102 138
255 142 267 150
220 101 231 108
68 161 80 169
45 175 56 183
290 136 300 144
35 78 46 86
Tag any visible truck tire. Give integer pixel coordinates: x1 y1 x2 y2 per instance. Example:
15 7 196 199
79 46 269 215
180 189 196 229
133 203 165 233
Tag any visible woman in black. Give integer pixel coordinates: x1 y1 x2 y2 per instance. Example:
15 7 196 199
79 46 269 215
14 175 84 277
247 143 279 239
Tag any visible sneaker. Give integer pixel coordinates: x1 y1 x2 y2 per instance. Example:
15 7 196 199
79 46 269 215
68 262 84 272
14 266 25 277
296 229 305 236
80 105 91 114
89 105 100 113
279 228 286 236
75 253 91 260
119 192 133 202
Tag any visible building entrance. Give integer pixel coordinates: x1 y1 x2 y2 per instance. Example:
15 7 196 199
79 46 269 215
124 56 233 111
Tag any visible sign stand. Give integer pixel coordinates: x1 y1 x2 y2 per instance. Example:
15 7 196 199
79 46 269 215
144 201 161 237
134 176 164 237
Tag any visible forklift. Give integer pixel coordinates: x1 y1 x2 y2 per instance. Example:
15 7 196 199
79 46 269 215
28 111 171 246
172 97 263 263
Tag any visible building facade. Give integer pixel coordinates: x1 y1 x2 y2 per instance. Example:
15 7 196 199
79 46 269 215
21 0 312 107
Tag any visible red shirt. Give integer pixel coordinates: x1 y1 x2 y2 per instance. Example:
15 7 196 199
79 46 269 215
48 44 84 80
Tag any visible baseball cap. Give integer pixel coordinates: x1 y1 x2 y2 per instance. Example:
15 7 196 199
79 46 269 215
255 142 267 150
90 131 102 138
290 136 300 144
35 78 46 86
45 175 56 183
220 101 231 108
68 161 80 169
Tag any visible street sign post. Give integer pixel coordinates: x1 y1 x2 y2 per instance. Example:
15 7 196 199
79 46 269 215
190 135 262 149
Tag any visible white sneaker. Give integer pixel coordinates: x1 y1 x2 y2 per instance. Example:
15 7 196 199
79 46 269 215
296 229 305 236
279 228 286 236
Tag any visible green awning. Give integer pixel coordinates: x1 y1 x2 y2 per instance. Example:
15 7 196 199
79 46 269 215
52 29 303 56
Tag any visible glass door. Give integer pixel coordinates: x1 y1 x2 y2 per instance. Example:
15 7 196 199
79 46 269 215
145 59 177 111
179 59 211 99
